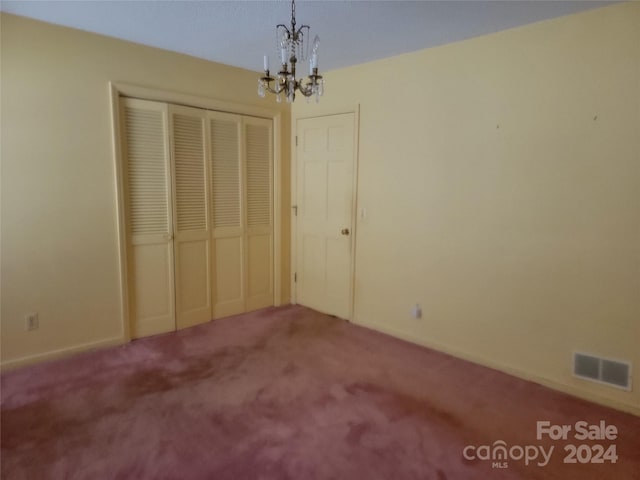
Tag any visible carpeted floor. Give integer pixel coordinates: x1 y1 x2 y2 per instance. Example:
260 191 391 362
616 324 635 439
1 305 638 479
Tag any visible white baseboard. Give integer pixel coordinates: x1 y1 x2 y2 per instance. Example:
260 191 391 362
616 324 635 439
354 318 639 417
0 336 126 372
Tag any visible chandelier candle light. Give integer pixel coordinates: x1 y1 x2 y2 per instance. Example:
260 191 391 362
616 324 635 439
258 0 324 103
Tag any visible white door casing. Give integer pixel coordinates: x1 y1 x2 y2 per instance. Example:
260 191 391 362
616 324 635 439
295 113 356 319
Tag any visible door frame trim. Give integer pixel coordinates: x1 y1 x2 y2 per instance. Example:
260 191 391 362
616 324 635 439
109 82 283 341
291 105 360 320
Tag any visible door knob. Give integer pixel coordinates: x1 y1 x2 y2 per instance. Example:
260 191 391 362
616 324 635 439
341 228 350 236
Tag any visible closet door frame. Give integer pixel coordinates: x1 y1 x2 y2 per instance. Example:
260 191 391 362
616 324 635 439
110 82 283 341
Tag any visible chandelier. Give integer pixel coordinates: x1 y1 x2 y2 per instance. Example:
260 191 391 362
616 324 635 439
258 0 324 103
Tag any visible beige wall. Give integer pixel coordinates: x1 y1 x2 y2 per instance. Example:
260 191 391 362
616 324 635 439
2 4 638 415
0 14 291 366
293 3 639 414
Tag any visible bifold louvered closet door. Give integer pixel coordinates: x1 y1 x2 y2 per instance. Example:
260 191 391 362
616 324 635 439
121 99 175 338
121 98 273 339
243 117 274 311
170 105 212 330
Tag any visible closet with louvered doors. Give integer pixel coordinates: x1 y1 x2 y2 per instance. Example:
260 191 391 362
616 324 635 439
120 98 273 339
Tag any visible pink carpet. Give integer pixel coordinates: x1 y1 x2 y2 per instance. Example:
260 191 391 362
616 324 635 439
1 305 639 479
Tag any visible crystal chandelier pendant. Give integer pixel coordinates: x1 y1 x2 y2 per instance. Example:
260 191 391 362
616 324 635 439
258 0 324 103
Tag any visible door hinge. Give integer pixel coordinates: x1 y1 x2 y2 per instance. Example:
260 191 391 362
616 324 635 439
294 273 297 282
295 135 298 146
292 205 298 216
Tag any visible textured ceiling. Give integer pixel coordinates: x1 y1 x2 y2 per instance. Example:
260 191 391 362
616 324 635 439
0 0 614 73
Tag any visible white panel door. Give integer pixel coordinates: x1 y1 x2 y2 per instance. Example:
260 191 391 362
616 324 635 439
295 113 355 319
244 117 274 311
209 111 245 318
120 98 175 338
169 105 212 329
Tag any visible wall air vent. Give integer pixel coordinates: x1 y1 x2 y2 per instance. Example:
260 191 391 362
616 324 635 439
573 352 632 391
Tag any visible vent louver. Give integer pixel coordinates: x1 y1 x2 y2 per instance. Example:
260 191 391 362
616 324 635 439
573 353 631 390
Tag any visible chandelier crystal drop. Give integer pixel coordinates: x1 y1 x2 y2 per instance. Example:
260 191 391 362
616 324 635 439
258 0 324 103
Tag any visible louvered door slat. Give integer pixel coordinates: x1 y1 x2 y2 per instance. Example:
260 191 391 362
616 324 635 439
124 107 170 236
210 118 241 228
246 123 272 227
173 114 207 232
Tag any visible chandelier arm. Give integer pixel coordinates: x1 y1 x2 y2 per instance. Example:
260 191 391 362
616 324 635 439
295 25 310 35
263 78 286 95
265 85 284 95
297 78 315 97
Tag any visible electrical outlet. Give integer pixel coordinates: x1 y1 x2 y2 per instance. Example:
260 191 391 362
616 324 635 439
25 312 39 331
411 304 422 319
